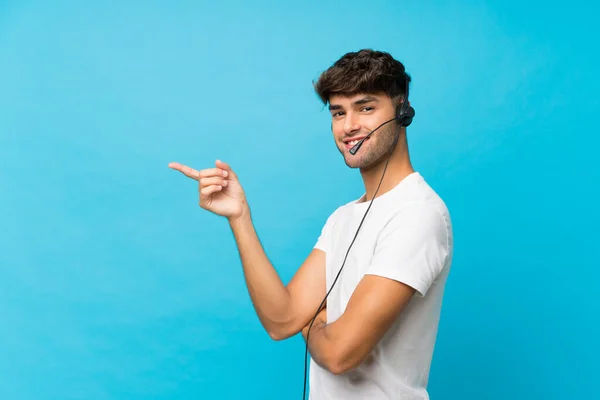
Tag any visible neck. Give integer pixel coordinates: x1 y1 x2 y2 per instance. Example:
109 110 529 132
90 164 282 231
359 138 414 202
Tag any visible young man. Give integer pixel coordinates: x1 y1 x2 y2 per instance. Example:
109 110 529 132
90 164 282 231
169 49 453 399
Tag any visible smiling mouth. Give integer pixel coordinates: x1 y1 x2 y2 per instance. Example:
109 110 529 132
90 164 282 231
344 137 369 148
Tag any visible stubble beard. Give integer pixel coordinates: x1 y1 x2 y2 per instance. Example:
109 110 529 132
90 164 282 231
340 124 399 170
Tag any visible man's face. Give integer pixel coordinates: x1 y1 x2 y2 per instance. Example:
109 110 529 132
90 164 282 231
329 92 398 170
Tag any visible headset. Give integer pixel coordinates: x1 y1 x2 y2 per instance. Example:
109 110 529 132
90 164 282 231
301 75 415 400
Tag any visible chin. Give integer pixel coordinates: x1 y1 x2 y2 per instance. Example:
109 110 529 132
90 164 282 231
338 141 385 169
346 150 390 170
343 153 372 169
344 160 361 169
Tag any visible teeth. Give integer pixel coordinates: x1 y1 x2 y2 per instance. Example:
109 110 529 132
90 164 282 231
348 140 360 146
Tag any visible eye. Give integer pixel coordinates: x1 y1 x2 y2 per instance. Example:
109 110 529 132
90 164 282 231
361 106 374 112
331 111 344 118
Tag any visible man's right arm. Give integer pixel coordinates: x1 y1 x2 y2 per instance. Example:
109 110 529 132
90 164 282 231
168 159 326 341
228 206 326 341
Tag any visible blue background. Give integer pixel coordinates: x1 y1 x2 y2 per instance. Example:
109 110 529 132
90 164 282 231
1 1 598 399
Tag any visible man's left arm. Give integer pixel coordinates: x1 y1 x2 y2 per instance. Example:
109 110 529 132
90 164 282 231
302 204 449 375
302 275 415 375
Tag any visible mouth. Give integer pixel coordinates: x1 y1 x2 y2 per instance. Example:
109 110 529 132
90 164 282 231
343 136 369 149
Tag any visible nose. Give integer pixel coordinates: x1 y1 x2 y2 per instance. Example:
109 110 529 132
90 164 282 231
343 112 361 135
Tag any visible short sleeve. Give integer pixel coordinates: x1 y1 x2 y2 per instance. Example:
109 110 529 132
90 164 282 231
366 203 450 297
314 208 340 253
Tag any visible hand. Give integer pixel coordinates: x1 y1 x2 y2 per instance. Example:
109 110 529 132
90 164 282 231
168 159 248 220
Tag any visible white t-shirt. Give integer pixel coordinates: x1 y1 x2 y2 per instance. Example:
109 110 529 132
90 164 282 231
309 171 453 400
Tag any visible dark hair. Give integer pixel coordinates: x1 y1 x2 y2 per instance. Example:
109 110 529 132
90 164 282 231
313 49 411 105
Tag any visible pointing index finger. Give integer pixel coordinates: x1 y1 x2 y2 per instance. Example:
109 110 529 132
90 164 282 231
168 162 199 180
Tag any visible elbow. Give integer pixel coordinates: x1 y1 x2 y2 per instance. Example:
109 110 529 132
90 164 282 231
266 323 298 341
262 315 299 341
326 362 348 376
267 329 291 341
324 347 364 375
326 359 354 376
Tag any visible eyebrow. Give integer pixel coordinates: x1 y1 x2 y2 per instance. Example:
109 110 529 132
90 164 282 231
328 96 380 111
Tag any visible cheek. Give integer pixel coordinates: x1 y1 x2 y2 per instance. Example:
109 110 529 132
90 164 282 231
331 123 345 138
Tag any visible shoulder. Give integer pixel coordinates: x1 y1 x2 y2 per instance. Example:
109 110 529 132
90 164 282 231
382 200 449 240
391 172 452 232
321 198 357 225
368 198 452 298
378 175 453 253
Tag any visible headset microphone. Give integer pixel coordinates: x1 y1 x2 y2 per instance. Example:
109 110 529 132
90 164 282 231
349 101 415 155
349 117 397 155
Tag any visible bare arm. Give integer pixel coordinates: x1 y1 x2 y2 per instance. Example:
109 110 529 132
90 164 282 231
229 209 326 340
169 159 327 341
302 275 415 374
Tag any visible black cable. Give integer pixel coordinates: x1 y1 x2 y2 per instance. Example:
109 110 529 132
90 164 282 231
301 127 401 400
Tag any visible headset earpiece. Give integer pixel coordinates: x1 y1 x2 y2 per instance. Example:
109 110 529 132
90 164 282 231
395 102 415 127
395 74 415 127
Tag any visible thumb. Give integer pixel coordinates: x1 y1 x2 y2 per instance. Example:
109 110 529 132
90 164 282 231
215 159 238 179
